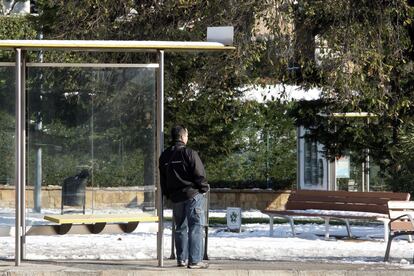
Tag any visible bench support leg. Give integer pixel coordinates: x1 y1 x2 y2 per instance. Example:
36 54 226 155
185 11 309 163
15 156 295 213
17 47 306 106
324 217 330 240
344 219 353 238
269 216 274 237
408 235 413 243
383 220 389 243
384 234 394 262
289 217 296 237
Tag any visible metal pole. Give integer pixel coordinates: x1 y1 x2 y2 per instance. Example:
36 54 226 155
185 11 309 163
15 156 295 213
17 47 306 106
203 191 210 260
91 94 94 214
34 38 43 213
365 149 370 192
156 50 165 267
365 118 370 192
14 48 22 266
34 145 42 212
266 129 270 189
20 50 27 260
333 126 337 191
333 160 337 191
361 162 365 192
296 126 300 189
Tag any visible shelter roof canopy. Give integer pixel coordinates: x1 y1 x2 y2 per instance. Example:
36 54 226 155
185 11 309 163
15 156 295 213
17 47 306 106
0 40 235 52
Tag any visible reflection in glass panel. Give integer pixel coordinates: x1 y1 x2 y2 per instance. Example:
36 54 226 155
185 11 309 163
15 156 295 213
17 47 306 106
27 66 156 215
0 65 15 219
304 135 322 186
336 152 363 192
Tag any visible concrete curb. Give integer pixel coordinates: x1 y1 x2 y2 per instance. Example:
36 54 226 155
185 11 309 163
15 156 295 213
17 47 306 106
0 259 413 276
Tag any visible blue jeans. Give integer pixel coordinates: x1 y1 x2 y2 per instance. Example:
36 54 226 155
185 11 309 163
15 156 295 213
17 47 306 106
172 193 206 264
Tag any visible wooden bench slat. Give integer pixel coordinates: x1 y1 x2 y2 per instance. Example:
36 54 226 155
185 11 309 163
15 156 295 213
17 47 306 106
388 210 414 219
263 210 387 219
44 214 159 224
286 201 388 214
387 201 414 219
390 220 414 232
288 194 390 205
290 190 410 200
388 201 414 209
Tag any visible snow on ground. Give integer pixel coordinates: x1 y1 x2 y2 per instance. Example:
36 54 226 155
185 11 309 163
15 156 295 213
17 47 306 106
0 208 413 269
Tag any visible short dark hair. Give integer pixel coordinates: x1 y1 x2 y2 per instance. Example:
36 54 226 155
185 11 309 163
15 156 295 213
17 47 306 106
170 125 187 142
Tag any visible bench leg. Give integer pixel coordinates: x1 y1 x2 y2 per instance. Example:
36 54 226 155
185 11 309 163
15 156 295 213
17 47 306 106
324 217 330 240
289 217 296 237
269 216 274 237
383 220 389 243
344 219 353 238
384 234 394 262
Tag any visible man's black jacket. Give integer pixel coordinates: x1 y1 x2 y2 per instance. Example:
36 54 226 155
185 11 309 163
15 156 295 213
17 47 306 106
159 141 209 203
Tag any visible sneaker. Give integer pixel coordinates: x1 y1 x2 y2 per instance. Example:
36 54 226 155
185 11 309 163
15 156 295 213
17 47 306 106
177 260 186 267
187 262 209 269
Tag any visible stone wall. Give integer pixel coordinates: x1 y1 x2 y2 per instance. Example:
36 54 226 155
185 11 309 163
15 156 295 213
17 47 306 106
209 188 290 210
0 185 290 210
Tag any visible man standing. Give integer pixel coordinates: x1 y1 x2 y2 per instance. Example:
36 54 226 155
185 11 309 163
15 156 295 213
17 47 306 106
159 125 209 269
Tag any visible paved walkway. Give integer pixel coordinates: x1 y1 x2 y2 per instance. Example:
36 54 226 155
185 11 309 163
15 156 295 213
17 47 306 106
1 259 414 275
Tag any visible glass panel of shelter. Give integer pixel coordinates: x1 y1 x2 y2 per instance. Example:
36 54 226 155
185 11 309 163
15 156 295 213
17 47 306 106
335 152 363 192
0 65 16 212
25 65 157 216
300 126 388 192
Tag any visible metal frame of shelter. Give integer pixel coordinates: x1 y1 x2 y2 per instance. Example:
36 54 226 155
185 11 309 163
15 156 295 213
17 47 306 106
0 39 234 267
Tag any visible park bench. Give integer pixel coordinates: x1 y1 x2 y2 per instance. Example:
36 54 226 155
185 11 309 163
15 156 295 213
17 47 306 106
384 200 414 261
25 213 158 235
262 190 410 241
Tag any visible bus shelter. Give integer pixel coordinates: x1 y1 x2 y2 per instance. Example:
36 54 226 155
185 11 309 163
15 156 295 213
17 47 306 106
0 39 234 266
